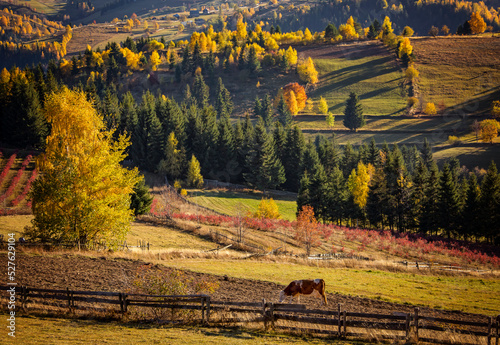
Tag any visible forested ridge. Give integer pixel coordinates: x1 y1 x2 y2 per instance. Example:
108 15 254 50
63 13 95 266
0 5 499 245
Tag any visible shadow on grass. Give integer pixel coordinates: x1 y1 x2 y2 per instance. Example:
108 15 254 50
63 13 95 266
442 85 500 116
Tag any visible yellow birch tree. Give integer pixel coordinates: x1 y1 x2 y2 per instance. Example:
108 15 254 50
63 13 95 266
27 88 140 248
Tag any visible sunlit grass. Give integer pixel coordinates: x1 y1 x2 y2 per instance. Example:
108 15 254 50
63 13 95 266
188 189 297 221
160 258 500 316
4 314 359 345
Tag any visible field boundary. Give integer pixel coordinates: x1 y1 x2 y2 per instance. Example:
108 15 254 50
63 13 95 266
1 285 498 344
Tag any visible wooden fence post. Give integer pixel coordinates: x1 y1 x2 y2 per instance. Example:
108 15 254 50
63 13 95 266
206 297 211 324
262 298 267 331
269 303 275 330
123 293 128 313
343 310 347 338
495 314 499 345
337 303 342 337
405 313 411 341
66 288 74 311
201 297 205 324
488 316 493 345
415 307 420 342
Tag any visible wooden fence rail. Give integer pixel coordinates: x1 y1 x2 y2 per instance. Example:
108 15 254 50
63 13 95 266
1 285 498 345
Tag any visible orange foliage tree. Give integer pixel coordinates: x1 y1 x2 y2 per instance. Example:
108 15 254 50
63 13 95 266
294 205 321 256
282 82 307 114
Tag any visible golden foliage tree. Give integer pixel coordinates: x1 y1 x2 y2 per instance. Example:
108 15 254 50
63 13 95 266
150 50 161 71
282 82 307 114
187 154 204 188
480 119 500 143
347 162 372 209
253 198 281 219
27 88 140 248
294 205 321 256
318 96 328 114
424 102 437 115
297 57 318 84
469 12 487 34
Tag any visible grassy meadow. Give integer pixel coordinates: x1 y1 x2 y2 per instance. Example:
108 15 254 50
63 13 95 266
161 258 500 316
188 189 298 221
412 37 500 115
306 43 406 116
2 314 359 345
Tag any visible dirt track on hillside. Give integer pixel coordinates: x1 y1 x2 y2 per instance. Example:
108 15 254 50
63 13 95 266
2 253 490 325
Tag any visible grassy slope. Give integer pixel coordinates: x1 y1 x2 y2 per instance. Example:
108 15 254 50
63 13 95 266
162 259 500 316
4 315 357 345
412 37 500 115
188 189 298 221
312 56 406 116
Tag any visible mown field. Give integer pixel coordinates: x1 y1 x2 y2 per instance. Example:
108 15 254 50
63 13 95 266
412 36 500 116
298 42 407 116
188 189 298 221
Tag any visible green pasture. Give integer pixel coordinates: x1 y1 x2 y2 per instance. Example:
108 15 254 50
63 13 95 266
17 0 66 16
163 259 500 316
416 64 500 116
3 315 359 345
434 145 500 170
188 189 298 221
311 55 406 116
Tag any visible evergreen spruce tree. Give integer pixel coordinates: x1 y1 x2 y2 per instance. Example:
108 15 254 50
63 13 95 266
342 143 358 177
438 163 460 238
192 74 209 108
325 167 347 225
343 92 365 132
419 162 440 235
192 41 203 71
214 78 233 119
181 45 191 73
296 172 311 214
130 178 154 216
461 173 481 240
244 118 285 190
247 45 261 76
366 166 389 228
262 94 274 127
277 94 292 128
216 114 236 181
282 126 306 192
479 162 500 243
253 96 262 118
119 92 138 136
408 157 428 231
367 138 380 167
421 138 434 170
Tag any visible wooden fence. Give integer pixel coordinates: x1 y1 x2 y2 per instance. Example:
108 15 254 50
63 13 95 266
1 285 498 345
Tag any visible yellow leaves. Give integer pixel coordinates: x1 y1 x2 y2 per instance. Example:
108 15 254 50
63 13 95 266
253 198 281 219
480 119 500 143
405 64 419 82
318 96 328 114
122 48 141 69
150 50 161 71
297 57 319 84
348 162 372 209
265 37 279 51
285 45 297 65
0 67 10 83
33 88 140 247
398 37 413 58
424 102 437 115
469 12 487 34
339 23 358 40
235 16 247 41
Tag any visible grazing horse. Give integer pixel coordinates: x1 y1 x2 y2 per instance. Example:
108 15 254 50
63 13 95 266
278 279 327 305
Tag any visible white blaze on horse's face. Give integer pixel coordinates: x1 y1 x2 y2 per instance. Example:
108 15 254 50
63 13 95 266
278 290 285 302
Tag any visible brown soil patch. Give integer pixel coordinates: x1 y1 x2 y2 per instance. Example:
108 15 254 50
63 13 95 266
412 36 500 67
3 253 489 325
295 41 393 60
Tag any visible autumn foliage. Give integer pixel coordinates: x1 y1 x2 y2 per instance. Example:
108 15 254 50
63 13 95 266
294 205 322 255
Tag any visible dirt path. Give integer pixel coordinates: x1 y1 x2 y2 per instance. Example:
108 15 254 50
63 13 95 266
3 253 490 325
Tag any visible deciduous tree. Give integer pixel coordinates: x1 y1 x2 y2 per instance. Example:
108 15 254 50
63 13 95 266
295 205 321 256
27 88 140 248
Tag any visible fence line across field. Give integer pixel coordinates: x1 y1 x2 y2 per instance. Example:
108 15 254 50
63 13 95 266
1 285 498 345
